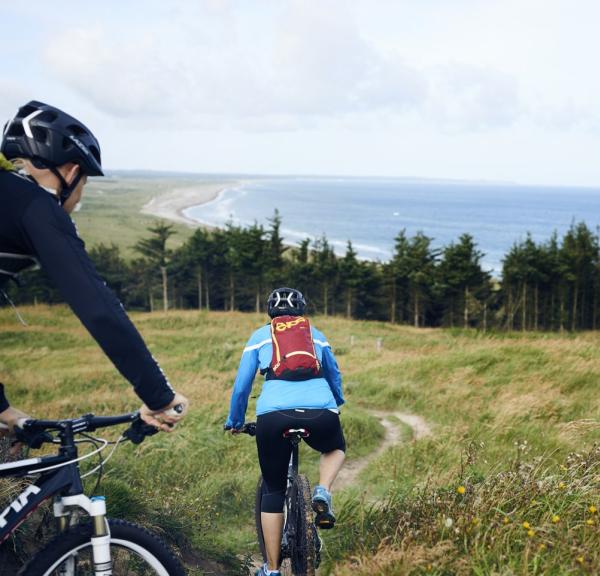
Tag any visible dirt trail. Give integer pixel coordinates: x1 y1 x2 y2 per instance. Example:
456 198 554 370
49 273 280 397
245 410 432 573
334 410 432 490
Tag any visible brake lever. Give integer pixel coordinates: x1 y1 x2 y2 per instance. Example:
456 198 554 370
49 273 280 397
123 416 159 445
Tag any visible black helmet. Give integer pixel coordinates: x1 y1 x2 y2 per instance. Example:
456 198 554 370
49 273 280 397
1 101 103 177
267 287 306 318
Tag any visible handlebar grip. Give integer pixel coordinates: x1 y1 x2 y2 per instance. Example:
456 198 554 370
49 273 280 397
223 423 256 435
14 422 54 449
163 404 184 418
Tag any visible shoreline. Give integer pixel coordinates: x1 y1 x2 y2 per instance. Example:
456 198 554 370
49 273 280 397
141 181 238 227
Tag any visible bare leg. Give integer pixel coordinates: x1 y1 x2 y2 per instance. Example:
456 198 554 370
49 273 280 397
319 449 345 490
261 512 284 571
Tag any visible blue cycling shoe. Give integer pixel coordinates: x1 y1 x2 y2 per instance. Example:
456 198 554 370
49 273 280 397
312 485 336 529
255 563 281 576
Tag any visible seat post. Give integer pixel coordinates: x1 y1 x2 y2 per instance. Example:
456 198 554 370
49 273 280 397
290 439 300 476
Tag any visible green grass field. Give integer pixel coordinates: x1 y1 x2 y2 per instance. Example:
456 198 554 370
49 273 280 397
73 176 197 256
1 306 598 574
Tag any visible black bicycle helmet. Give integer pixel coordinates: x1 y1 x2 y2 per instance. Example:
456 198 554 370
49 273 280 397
1 101 103 202
267 287 306 318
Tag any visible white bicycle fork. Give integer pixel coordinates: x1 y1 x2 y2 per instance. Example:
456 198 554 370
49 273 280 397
54 494 112 576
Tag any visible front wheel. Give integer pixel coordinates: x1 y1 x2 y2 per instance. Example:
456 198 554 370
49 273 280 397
20 518 186 576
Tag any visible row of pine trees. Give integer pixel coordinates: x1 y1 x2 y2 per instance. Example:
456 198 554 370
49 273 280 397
9 213 600 331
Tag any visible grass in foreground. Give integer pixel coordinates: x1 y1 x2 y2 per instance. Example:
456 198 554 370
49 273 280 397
0 307 598 574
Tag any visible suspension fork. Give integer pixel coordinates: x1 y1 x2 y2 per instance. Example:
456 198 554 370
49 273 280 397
54 494 112 576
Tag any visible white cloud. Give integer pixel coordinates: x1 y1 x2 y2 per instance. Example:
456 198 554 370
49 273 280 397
425 63 521 131
7 0 600 184
40 2 430 130
0 78 30 122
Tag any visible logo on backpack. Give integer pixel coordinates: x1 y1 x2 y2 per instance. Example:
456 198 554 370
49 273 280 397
267 315 321 381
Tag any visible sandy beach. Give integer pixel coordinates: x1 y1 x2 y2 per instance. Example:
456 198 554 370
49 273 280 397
141 182 235 226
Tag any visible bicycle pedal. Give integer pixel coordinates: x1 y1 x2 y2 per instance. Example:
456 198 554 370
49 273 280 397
314 512 336 529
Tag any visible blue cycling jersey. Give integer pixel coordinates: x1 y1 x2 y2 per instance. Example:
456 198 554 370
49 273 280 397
225 323 345 429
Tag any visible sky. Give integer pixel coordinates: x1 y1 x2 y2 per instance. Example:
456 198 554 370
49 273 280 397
1 0 599 186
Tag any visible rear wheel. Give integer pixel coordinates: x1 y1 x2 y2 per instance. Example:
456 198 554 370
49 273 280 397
286 474 316 576
20 519 186 576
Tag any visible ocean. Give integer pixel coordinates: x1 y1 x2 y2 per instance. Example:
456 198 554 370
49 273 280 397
183 178 600 274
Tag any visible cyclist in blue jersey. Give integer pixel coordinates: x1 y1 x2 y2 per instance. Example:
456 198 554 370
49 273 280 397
0 101 188 435
225 287 346 576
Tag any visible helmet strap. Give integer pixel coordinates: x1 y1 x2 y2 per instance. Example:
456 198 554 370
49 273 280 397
48 165 82 206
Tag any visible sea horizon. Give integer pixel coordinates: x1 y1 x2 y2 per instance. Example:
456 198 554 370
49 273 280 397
180 176 600 275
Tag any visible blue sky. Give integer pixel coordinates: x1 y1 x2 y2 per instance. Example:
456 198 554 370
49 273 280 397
2 0 599 186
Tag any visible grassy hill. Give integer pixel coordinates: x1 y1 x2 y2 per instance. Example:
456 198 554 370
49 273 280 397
0 306 598 574
73 176 197 257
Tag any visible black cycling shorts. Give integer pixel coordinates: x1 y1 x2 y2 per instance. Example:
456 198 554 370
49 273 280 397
256 409 346 513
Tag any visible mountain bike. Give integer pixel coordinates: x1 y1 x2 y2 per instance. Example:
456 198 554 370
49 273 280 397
240 422 320 576
0 411 186 575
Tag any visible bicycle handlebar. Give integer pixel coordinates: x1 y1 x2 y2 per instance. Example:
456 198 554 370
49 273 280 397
8 402 185 449
24 412 138 432
224 422 256 436
14 412 162 448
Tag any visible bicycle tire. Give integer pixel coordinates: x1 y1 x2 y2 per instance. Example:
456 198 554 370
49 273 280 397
19 518 186 576
287 474 316 576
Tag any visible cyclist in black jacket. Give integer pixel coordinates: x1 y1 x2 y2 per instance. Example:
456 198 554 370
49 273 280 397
0 101 188 433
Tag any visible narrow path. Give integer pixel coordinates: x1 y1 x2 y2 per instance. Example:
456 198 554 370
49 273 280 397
245 410 432 573
334 410 432 490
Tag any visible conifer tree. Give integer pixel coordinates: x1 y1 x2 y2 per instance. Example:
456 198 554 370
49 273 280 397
134 222 176 311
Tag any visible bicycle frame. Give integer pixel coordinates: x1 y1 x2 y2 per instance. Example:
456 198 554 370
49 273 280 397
283 427 309 482
0 412 142 575
0 455 79 541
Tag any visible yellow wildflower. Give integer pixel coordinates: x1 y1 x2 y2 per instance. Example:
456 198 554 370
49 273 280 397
576 556 584 565
456 486 466 494
589 505 597 514
538 543 546 551
522 521 530 529
552 515 560 523
585 519 594 526
503 517 510 525
558 482 566 490
527 529 535 537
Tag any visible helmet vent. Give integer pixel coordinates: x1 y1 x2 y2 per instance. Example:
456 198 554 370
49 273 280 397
62 136 74 150
7 123 24 137
17 104 38 118
67 124 88 137
37 111 58 123
31 126 48 144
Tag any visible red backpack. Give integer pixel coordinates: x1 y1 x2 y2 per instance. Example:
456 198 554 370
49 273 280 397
267 315 321 381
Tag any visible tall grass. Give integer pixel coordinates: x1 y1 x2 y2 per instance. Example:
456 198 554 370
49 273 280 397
0 306 598 573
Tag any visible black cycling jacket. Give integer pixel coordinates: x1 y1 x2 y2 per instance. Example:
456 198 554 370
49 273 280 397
0 170 175 410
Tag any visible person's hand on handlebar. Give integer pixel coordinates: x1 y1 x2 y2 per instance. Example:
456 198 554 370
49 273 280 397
140 392 189 432
0 406 31 456
0 406 31 432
